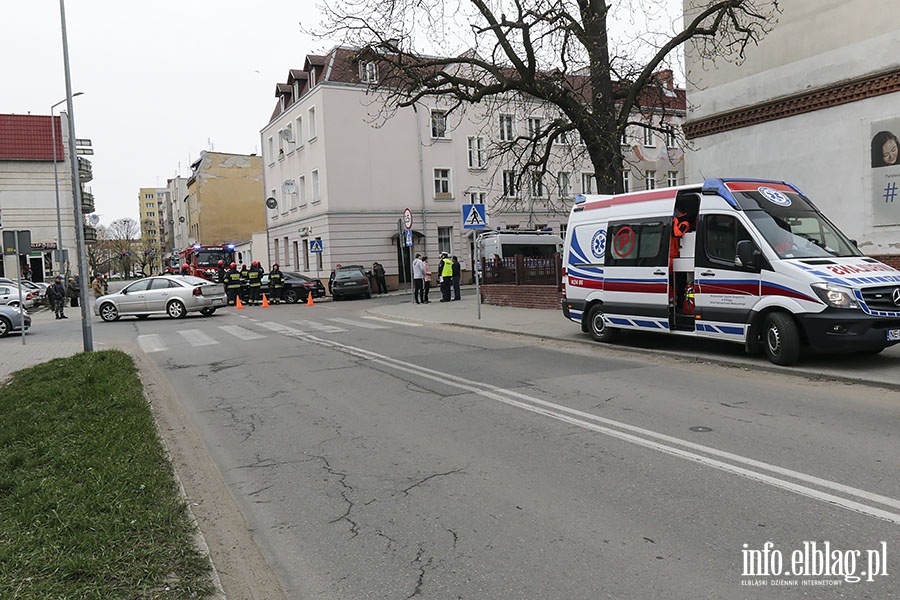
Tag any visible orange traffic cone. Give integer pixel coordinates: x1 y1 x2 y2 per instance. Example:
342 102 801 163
235 295 245 309
306 292 315 306
261 294 270 308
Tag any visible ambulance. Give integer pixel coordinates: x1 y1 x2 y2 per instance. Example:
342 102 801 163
561 178 900 365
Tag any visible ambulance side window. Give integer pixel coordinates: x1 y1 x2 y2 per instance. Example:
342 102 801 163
699 214 753 268
606 219 667 267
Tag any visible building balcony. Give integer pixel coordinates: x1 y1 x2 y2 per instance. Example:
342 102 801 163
81 189 95 213
83 224 97 244
78 156 93 183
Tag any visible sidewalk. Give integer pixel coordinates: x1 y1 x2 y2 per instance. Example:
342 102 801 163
368 286 900 391
0 305 95 383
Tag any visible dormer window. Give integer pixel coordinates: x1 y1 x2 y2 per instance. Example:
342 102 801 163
360 61 378 83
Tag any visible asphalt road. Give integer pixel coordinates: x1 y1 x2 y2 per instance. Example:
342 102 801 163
96 296 900 599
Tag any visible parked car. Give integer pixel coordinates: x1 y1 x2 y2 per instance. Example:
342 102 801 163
0 277 46 303
0 304 32 338
260 271 327 303
330 265 372 300
0 283 36 309
93 275 228 322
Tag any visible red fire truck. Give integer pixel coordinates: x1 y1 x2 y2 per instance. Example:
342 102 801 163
169 244 236 280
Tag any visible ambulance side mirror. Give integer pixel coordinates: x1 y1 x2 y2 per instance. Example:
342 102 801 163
735 240 761 272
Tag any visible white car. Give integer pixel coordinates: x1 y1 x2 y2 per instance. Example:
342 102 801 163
93 275 228 321
0 283 36 309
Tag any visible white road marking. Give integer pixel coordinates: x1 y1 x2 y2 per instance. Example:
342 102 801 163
263 323 900 525
178 329 218 347
289 319 347 333
328 317 389 329
137 334 167 353
219 325 266 340
360 316 422 327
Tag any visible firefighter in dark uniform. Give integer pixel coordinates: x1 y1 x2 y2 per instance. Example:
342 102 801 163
268 263 284 304
180 263 191 276
216 259 226 283
239 263 249 303
247 261 264 305
224 262 241 305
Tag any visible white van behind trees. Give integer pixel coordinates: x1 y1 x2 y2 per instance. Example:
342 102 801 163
479 231 564 260
561 178 900 365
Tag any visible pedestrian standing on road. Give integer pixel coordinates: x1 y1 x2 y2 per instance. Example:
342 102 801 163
48 275 67 319
268 263 284 304
412 254 425 304
224 262 241 305
101 274 108 295
451 256 461 301
22 265 32 280
91 275 104 309
438 252 453 302
67 276 79 308
372 262 388 294
422 256 432 304
239 263 249 303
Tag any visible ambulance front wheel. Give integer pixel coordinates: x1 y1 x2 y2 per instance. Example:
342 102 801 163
587 304 618 343
763 312 800 366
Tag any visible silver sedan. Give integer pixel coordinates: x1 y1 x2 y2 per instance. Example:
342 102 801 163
0 304 31 338
93 275 227 322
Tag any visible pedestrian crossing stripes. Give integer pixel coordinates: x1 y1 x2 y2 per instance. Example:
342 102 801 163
135 317 409 353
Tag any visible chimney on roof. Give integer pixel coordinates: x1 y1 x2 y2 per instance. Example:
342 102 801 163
655 69 675 91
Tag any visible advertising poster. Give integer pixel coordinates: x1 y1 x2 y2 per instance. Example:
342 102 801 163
870 117 900 225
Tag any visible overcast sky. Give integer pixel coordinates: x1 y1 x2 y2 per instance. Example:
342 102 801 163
2 1 328 226
3 1 682 228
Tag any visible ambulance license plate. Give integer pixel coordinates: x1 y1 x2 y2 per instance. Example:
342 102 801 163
887 329 900 342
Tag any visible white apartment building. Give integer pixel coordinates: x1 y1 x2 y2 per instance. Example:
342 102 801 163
261 47 686 286
683 0 900 266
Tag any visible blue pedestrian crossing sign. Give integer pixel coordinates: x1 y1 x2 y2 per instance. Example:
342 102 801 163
309 239 324 253
404 229 413 247
462 204 487 229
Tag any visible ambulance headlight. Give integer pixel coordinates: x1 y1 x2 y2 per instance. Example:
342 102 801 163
811 283 859 309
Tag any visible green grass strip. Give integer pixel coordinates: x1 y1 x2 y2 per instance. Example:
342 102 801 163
0 350 213 599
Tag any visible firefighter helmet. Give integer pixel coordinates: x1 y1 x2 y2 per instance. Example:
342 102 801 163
218 259 224 265
230 262 237 268
181 263 189 270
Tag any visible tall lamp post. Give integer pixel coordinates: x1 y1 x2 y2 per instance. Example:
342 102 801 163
58 0 93 352
50 92 82 277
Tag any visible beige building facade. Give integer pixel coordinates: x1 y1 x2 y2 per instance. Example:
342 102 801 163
683 0 900 264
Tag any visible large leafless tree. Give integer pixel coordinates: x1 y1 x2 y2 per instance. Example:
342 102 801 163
314 0 780 204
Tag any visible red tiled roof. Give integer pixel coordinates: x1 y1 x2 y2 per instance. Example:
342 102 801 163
0 114 66 161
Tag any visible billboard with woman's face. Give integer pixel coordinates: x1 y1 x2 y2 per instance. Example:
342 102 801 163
871 118 900 226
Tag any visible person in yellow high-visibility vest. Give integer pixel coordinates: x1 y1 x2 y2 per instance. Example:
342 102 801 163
439 252 453 302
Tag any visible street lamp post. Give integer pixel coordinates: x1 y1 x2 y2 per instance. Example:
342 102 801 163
58 0 93 352
50 92 82 278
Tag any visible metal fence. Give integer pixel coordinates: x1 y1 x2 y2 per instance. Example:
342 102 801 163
480 254 562 289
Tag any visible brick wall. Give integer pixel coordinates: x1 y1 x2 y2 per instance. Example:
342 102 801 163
870 255 900 269
481 284 561 310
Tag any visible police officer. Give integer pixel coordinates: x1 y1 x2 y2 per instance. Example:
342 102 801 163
224 262 241 305
268 263 284 304
247 260 264 305
216 259 226 283
439 252 453 302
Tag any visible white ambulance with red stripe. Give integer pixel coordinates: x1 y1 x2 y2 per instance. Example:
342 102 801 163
561 178 900 365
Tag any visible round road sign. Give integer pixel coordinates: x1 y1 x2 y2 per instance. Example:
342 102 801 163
403 208 413 230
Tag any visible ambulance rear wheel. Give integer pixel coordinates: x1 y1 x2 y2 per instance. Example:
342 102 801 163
763 312 800 366
587 304 618 343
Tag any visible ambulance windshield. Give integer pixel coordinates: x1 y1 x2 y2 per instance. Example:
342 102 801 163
736 191 862 259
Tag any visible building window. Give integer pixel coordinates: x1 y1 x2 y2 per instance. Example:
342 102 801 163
582 172 596 194
292 240 299 270
502 170 518 197
431 110 448 139
433 168 451 196
642 126 655 147
499 114 514 142
666 127 677 148
554 128 571 145
289 180 297 209
527 117 542 139
557 172 572 198
295 116 303 149
308 106 317 141
667 170 679 187
438 226 452 255
360 61 377 83
468 190 486 204
621 126 631 145
273 238 280 264
531 172 545 198
622 170 630 193
645 170 657 190
298 175 307 206
267 137 275 163
467 136 485 169
145 202 154 209
303 239 309 270
311 170 320 203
